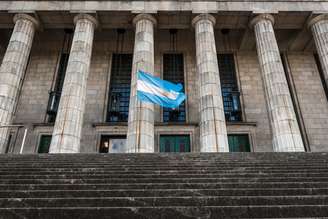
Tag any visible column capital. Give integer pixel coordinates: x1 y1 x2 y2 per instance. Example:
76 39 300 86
249 13 274 29
191 14 216 28
74 14 98 28
133 13 157 26
13 13 39 29
308 14 328 28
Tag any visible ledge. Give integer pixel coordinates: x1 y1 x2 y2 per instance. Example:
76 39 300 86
227 121 257 126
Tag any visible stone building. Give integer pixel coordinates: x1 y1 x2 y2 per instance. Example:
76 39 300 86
1 0 328 154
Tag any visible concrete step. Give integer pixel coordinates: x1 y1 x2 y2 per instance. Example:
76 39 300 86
1 205 327 218
0 152 327 218
1 188 328 198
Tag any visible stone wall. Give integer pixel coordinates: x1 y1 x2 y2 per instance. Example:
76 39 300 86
2 28 327 153
287 53 328 152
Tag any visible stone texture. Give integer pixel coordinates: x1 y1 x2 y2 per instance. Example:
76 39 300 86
287 53 328 152
0 14 38 153
49 14 98 153
192 14 229 152
250 14 304 152
126 14 156 153
308 14 328 93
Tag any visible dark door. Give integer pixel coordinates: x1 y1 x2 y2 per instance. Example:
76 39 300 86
160 135 190 152
228 134 251 152
38 135 52 153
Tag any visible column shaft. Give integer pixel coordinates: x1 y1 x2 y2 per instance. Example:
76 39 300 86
251 14 304 152
192 14 229 152
309 14 328 89
49 14 97 153
0 14 38 153
126 14 156 153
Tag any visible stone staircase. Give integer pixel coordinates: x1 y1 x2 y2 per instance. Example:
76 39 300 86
0 153 327 218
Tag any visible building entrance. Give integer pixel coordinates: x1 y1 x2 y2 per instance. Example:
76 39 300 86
159 135 190 152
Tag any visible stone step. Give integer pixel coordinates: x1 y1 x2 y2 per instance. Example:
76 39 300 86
1 172 327 179
1 205 327 218
1 176 327 184
1 182 327 190
1 188 328 198
1 196 328 208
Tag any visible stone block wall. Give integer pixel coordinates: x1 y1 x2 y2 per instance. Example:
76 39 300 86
1 28 327 153
287 53 328 152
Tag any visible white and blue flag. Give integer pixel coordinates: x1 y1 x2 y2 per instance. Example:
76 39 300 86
136 70 186 108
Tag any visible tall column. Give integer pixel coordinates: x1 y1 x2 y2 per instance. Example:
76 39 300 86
49 14 97 153
126 14 156 153
0 14 39 153
250 14 304 152
192 14 229 152
308 14 328 88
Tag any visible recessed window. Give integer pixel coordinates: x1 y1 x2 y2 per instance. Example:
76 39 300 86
159 135 190 152
228 134 251 152
47 31 72 123
107 54 133 122
218 54 242 122
163 54 186 122
99 135 126 153
38 135 52 153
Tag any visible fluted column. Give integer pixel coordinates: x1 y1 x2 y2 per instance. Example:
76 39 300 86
49 14 97 153
308 14 328 88
0 14 39 153
126 14 156 153
250 14 304 152
192 14 229 152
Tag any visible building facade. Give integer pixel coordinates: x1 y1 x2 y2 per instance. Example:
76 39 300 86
1 0 328 154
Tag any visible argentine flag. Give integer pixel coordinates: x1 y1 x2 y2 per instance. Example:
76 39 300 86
136 70 186 108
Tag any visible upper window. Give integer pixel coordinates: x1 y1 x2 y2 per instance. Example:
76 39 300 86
218 54 242 122
163 54 186 122
106 54 133 122
47 30 73 123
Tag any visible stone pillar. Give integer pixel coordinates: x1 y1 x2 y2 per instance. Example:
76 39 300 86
308 14 328 89
0 14 39 153
49 14 97 153
250 14 304 152
126 14 156 153
192 14 229 152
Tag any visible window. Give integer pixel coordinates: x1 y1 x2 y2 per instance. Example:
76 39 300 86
218 54 242 122
107 54 133 122
99 135 126 153
228 134 251 152
47 53 69 123
159 135 190 152
38 135 52 153
163 54 186 122
47 30 72 123
314 54 328 101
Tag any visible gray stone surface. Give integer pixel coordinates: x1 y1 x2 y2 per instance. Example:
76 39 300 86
49 14 98 153
309 14 328 97
250 14 305 152
192 14 229 152
0 14 38 153
126 14 156 153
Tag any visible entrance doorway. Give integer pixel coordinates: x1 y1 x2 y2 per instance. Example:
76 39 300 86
160 135 190 152
99 135 126 153
228 134 251 152
38 135 52 153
